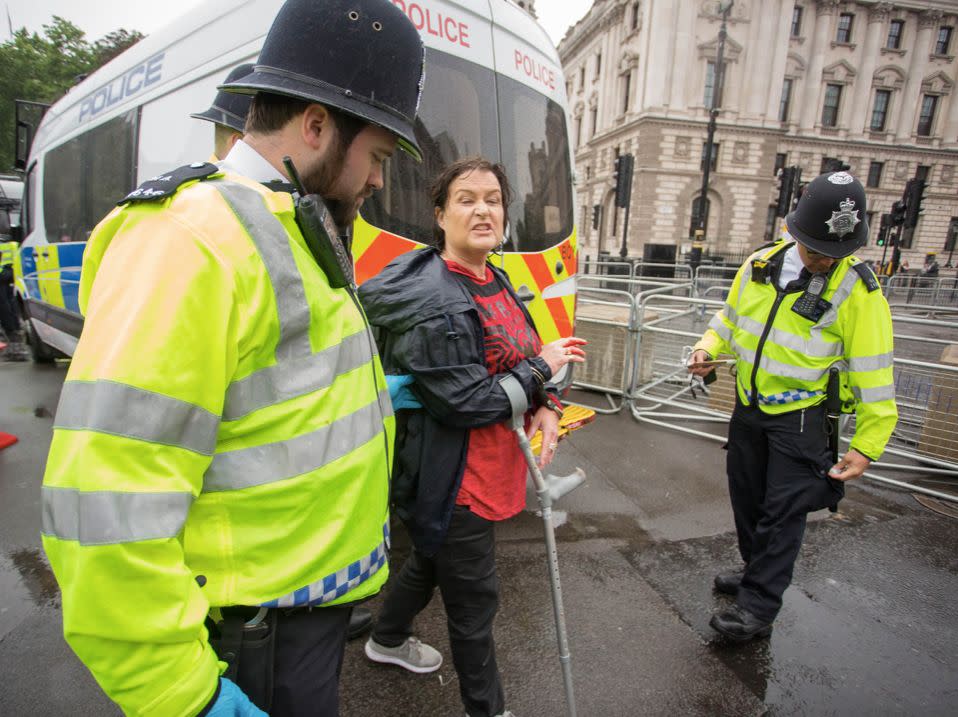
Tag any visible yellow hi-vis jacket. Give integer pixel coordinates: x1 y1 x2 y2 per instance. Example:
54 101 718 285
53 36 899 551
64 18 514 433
41 170 394 716
694 241 897 461
0 240 16 267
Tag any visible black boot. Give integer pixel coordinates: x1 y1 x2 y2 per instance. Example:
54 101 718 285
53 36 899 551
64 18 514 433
709 604 773 642
713 570 744 596
347 606 373 640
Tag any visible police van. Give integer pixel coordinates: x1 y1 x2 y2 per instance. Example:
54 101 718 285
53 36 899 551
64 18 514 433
14 0 577 365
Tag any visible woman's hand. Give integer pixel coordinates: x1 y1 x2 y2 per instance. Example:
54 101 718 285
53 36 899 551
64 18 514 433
538 337 587 376
527 406 561 468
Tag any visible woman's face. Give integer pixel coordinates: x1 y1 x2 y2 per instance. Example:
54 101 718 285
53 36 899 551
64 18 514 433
436 169 505 260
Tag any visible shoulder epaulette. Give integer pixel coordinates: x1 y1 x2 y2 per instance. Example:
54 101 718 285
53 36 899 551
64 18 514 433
118 162 220 205
851 262 880 292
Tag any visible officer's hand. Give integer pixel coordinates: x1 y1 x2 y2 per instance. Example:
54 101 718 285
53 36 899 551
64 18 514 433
828 449 871 482
206 678 267 717
686 349 716 378
385 374 422 410
528 406 560 468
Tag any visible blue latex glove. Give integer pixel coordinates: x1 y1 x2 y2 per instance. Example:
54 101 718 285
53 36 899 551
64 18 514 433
206 678 267 717
385 373 422 410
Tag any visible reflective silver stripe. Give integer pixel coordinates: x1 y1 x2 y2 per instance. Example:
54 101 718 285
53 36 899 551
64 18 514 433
848 352 894 373
708 313 732 341
731 340 826 382
853 384 896 403
815 266 861 330
212 182 312 362
54 380 219 456
224 330 374 421
42 486 193 545
725 305 738 324
733 315 842 359
204 390 391 492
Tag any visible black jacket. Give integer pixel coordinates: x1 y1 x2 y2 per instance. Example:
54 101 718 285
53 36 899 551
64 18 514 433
359 248 555 556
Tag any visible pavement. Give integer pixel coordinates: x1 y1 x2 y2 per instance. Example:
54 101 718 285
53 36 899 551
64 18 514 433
1 363 957 716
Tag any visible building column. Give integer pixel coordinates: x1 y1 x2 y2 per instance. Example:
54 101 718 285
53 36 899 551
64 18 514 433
764 1 793 121
642 0 677 110
743 0 777 118
848 5 890 137
943 87 958 149
799 0 841 131
895 10 941 142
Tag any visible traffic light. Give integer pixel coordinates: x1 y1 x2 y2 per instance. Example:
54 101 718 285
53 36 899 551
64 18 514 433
775 166 802 217
876 213 892 246
591 204 601 230
904 178 926 229
614 153 634 209
890 199 906 227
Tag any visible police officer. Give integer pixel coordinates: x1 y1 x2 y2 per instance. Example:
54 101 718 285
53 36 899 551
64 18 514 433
191 63 377 643
0 239 28 361
688 171 898 642
191 64 255 161
41 1 424 715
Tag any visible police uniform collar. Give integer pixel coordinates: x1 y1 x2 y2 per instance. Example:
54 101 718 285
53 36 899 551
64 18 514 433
218 139 288 185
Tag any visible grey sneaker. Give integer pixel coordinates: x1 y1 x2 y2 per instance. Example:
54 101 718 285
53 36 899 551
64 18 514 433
364 636 442 673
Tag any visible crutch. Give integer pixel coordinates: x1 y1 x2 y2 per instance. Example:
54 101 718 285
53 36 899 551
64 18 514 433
498 376 581 717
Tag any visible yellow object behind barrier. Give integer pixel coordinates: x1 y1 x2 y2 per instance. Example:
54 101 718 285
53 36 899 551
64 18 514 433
529 404 596 456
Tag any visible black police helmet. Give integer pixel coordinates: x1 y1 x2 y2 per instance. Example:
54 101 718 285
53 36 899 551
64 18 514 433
221 0 425 162
785 171 869 259
190 64 255 133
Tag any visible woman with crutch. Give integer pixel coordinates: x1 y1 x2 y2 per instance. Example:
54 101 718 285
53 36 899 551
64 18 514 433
358 156 585 717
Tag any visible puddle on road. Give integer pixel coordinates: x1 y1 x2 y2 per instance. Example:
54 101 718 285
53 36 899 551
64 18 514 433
6 547 60 607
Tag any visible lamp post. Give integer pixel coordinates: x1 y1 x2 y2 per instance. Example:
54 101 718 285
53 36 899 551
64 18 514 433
691 0 733 269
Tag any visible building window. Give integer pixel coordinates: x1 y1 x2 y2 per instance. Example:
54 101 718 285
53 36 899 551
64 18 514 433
578 66 585 91
866 211 876 243
701 142 719 172
871 89 891 131
631 2 640 31
822 83 842 127
836 13 854 43
945 217 958 253
590 105 598 136
704 61 716 108
867 161 883 188
791 6 803 37
595 52 602 79
621 73 631 115
916 165 930 182
779 78 794 122
585 164 592 180
917 95 939 137
689 195 711 238
886 19 904 49
574 117 582 148
774 152 787 177
936 27 953 55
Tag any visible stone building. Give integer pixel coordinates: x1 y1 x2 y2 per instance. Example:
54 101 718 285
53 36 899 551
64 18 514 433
558 0 958 268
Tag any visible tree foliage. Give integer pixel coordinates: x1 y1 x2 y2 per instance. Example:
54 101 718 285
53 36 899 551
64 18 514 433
0 16 143 171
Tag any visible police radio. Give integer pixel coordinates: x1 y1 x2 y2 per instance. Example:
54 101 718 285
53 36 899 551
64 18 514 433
282 156 354 290
791 273 831 322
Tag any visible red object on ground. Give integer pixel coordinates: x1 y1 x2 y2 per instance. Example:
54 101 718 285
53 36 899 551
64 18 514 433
0 432 18 451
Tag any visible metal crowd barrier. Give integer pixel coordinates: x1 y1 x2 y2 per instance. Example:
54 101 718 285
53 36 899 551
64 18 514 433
569 272 958 502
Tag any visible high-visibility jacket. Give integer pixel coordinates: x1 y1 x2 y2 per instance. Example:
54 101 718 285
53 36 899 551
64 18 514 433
41 170 394 716
0 240 15 267
695 241 897 461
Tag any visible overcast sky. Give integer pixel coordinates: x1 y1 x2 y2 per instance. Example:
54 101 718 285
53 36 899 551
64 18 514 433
4 0 594 47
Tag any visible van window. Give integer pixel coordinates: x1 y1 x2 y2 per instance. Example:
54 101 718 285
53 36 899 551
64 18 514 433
362 49 498 245
24 163 37 236
43 109 137 244
497 75 574 252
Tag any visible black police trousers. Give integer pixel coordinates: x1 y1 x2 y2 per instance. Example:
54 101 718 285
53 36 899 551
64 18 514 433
373 506 505 717
0 266 19 336
726 399 844 623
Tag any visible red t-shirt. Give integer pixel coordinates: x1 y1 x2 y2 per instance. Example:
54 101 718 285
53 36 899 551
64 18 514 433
445 260 542 521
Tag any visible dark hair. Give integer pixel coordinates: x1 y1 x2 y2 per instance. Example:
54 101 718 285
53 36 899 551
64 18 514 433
245 92 366 147
430 156 513 250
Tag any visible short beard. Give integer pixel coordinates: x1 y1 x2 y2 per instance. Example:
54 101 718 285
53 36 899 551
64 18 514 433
300 135 354 230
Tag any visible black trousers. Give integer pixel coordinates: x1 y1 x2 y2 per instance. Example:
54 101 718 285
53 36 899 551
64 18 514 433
0 266 19 336
220 605 351 717
726 400 844 623
373 506 505 717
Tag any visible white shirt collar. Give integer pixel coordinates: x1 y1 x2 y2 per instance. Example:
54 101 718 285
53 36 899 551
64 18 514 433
218 139 287 184
777 243 804 290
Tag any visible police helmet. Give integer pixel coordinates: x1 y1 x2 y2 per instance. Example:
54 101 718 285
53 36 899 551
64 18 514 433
785 171 869 259
190 64 255 133
221 0 425 162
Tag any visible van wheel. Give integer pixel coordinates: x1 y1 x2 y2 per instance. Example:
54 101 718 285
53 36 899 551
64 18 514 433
20 305 57 364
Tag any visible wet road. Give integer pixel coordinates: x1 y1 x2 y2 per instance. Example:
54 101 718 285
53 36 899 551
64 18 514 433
1 363 956 715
